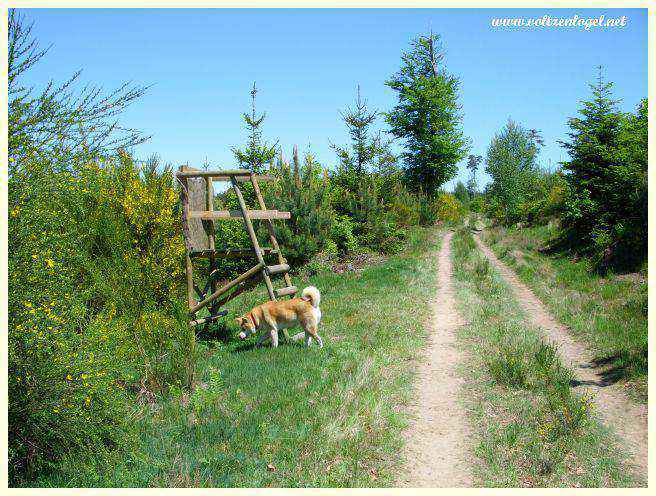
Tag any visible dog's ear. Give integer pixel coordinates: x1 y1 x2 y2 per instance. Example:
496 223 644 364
235 317 244 326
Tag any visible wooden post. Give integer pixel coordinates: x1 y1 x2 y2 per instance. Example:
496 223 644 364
230 178 276 301
179 165 196 309
205 177 219 320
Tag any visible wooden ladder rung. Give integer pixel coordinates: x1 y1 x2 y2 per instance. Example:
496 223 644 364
189 310 228 327
189 210 291 220
266 264 290 276
275 286 298 297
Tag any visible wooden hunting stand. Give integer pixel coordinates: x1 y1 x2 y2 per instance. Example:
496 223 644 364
175 166 296 329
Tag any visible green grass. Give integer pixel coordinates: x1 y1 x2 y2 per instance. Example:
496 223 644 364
481 224 647 402
30 227 443 487
451 228 638 487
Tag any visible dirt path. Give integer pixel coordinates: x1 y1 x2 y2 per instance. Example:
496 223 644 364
474 235 648 483
401 231 472 488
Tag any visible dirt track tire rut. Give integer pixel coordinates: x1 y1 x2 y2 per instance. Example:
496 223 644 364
474 234 647 484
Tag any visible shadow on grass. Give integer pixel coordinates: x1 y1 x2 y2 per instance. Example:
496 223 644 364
572 347 648 388
231 337 306 353
542 228 646 276
195 319 236 343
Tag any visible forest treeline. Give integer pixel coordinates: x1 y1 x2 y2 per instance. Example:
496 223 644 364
465 70 647 271
8 10 647 485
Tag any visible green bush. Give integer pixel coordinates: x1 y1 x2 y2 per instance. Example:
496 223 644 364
9 151 193 483
264 151 336 266
468 195 485 214
417 194 439 225
523 171 567 225
387 184 421 227
330 168 409 254
486 343 529 388
331 214 359 255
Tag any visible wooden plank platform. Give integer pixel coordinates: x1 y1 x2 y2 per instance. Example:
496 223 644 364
189 210 291 220
176 169 251 178
214 174 276 183
190 247 277 258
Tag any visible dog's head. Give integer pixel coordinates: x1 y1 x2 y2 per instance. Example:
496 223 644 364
235 315 256 339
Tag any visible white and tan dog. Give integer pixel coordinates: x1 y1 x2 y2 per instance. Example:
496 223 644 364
235 286 323 348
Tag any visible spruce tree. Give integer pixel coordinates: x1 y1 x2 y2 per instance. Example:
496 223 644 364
330 85 395 188
385 32 469 197
559 67 647 264
330 86 400 250
232 82 278 173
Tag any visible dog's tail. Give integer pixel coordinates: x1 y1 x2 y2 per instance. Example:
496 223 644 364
301 286 321 308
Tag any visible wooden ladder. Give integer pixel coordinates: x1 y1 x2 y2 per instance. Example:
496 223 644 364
176 167 297 331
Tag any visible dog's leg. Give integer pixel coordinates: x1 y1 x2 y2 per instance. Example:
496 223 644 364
307 325 323 349
291 332 305 341
305 333 313 347
262 312 280 348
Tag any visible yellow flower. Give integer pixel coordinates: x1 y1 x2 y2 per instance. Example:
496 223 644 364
85 397 91 406
66 374 73 381
45 259 55 268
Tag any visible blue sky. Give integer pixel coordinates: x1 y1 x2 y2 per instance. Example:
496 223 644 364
18 8 647 190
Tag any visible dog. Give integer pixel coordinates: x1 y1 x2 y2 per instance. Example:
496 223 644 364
235 286 323 348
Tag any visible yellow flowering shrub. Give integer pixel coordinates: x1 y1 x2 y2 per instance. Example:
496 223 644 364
434 193 466 224
8 150 193 483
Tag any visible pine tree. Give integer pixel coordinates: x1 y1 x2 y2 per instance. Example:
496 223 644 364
466 154 482 197
384 31 469 197
266 148 335 264
559 67 647 265
330 85 395 188
232 82 278 174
